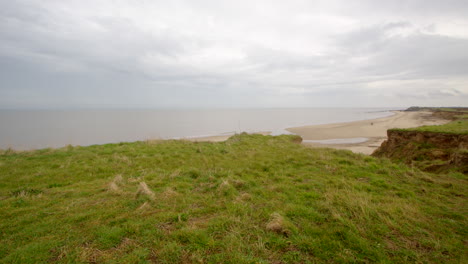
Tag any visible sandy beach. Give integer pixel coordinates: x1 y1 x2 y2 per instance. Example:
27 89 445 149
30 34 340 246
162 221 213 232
286 111 449 154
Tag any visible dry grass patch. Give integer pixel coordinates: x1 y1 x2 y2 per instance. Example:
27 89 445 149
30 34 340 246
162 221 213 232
219 180 230 189
106 175 124 193
113 174 123 184
78 244 102 263
187 215 214 229
78 238 141 263
217 179 237 196
107 182 120 193
112 154 132 165
161 187 179 199
136 182 155 200
127 176 143 183
235 192 252 202
169 170 181 178
136 202 150 211
266 212 293 236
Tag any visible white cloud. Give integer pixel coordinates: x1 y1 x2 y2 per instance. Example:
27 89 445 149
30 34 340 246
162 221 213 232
0 0 467 108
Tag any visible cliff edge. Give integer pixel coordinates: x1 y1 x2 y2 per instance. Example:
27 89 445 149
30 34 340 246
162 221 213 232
373 129 468 173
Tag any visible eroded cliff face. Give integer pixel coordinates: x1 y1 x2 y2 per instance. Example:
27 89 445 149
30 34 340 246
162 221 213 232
372 130 468 174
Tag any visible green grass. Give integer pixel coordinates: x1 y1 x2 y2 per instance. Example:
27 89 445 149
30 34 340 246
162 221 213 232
0 134 466 263
394 119 468 135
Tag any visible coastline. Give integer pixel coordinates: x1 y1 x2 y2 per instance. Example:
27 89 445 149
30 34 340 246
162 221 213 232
1 109 447 153
1 108 394 150
286 111 450 154
188 111 450 155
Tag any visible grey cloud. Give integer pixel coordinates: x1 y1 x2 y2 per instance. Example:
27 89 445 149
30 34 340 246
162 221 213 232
246 48 330 71
328 0 468 19
0 0 467 108
1 3 194 77
336 23 468 78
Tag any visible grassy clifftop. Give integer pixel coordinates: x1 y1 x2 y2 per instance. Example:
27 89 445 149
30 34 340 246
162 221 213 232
0 134 466 263
406 119 468 134
393 114 468 135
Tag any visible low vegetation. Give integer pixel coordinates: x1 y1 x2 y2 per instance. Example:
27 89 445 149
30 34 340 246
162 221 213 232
394 119 468 135
0 134 466 263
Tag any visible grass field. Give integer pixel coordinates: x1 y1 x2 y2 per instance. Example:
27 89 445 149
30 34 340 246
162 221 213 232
0 134 466 263
397 119 468 135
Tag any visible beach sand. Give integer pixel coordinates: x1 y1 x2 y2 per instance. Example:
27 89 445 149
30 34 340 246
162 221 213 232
286 111 449 155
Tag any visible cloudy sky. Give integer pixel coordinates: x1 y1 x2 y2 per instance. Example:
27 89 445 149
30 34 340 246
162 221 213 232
1 0 468 109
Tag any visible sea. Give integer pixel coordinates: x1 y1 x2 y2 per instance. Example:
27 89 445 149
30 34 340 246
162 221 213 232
0 108 400 150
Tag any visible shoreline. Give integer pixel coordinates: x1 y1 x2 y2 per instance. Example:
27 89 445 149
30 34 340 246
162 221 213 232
183 111 397 143
2 110 447 153
188 110 450 155
286 111 450 154
0 108 397 151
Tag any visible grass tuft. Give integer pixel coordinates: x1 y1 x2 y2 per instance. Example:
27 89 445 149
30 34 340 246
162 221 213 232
107 182 120 193
136 182 155 200
266 212 295 236
10 188 43 197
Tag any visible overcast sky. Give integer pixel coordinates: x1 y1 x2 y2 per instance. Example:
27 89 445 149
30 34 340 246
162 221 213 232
1 0 468 109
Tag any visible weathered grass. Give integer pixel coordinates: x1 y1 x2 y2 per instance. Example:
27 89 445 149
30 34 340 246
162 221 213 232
0 134 466 263
136 182 155 200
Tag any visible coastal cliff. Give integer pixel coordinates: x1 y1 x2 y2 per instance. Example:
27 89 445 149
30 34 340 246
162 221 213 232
373 129 468 173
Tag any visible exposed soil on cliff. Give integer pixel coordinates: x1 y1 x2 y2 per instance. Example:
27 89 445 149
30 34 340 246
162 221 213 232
373 130 468 174
373 108 468 173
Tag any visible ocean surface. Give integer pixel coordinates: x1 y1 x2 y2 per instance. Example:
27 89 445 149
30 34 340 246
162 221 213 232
0 108 398 150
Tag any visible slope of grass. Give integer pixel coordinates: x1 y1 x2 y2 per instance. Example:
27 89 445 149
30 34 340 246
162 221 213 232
398 119 468 135
393 111 468 135
0 134 466 263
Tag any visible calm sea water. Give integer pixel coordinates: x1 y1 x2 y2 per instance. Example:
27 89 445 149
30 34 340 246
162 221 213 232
0 108 398 150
